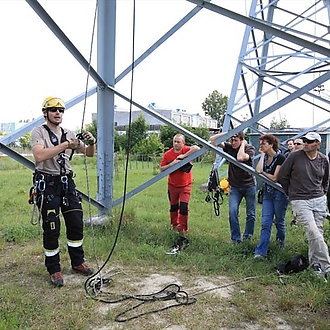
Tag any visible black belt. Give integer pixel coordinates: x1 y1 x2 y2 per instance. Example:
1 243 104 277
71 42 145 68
34 171 73 182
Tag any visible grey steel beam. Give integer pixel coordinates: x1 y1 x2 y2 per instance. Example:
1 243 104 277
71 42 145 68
25 0 106 88
96 0 116 212
0 143 106 210
186 0 330 57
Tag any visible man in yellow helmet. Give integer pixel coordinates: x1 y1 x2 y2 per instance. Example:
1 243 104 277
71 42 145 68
31 96 96 287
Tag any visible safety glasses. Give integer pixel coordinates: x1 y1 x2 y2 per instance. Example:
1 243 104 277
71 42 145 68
44 97 65 109
47 107 65 113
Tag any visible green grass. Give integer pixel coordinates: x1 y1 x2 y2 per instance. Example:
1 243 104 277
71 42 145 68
0 155 330 329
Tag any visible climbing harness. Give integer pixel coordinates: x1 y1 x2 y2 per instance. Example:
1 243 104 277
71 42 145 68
42 124 75 205
28 125 78 230
205 165 224 216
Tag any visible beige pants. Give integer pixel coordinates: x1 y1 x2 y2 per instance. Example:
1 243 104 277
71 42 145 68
291 195 330 272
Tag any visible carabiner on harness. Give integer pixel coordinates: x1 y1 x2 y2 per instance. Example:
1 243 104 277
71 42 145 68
38 176 46 192
30 173 45 234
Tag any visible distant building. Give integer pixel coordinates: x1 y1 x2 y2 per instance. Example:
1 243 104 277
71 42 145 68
92 103 219 134
0 122 26 134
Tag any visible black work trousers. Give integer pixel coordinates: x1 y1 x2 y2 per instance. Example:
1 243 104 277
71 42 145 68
38 176 85 275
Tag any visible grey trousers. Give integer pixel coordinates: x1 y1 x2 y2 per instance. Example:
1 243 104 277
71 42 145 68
291 195 330 272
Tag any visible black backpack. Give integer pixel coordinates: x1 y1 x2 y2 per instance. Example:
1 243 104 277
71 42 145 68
275 254 308 274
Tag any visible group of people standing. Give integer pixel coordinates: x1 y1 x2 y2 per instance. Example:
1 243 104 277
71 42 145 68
161 130 330 279
31 94 330 286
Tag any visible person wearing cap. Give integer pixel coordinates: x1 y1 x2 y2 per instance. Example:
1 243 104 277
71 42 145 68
210 131 257 244
31 96 96 287
278 132 330 279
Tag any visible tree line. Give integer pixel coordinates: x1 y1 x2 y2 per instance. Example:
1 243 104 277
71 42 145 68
4 90 290 151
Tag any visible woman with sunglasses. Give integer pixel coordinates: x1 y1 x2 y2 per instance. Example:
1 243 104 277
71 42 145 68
278 132 330 279
254 134 289 259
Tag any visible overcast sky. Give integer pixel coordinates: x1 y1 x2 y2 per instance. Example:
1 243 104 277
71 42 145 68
0 0 328 131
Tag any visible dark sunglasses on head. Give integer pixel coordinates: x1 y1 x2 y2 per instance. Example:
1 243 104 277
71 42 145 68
48 107 65 113
302 139 316 144
294 142 303 145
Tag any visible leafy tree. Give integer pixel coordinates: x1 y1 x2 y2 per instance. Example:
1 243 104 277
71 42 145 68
124 114 149 153
134 132 164 156
270 116 289 129
190 126 211 145
19 132 31 149
159 124 210 150
114 130 124 152
159 126 179 150
83 120 97 139
202 90 228 127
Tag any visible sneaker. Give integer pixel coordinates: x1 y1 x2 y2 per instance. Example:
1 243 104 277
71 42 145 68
72 262 94 276
312 263 324 277
290 219 297 226
313 264 328 282
166 245 180 255
50 271 64 287
254 254 266 260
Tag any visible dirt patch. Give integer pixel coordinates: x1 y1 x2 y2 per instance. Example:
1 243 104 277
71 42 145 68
85 269 292 330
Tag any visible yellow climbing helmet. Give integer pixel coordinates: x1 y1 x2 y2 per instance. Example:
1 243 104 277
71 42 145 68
220 178 230 195
42 96 65 110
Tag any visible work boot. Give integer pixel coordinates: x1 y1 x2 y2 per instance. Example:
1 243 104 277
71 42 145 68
72 262 94 276
50 271 64 287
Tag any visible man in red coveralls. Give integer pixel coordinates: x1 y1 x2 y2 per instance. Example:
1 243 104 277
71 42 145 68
160 134 200 253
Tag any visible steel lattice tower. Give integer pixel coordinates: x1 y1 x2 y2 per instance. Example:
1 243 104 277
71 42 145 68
1 0 330 216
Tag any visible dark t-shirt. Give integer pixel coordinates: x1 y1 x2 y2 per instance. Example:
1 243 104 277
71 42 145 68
265 153 286 175
278 150 329 200
223 142 256 188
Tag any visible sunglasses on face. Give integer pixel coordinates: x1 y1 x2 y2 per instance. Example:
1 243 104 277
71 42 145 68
48 107 65 113
302 139 316 144
294 142 303 145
